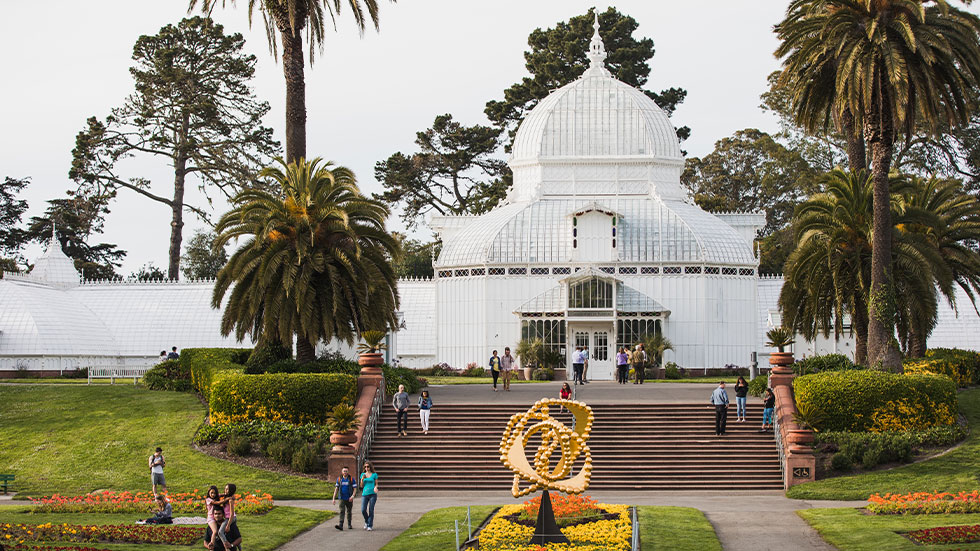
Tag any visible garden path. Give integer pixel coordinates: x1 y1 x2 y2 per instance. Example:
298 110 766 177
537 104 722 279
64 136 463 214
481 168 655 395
278 494 865 551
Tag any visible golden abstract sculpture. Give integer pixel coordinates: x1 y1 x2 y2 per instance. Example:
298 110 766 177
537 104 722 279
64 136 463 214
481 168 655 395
498 398 594 498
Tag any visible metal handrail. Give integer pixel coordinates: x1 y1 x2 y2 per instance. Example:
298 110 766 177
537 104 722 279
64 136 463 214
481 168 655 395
356 372 386 475
773 397 785 481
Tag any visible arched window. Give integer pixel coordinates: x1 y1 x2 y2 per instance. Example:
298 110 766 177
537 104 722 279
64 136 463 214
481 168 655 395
568 277 613 309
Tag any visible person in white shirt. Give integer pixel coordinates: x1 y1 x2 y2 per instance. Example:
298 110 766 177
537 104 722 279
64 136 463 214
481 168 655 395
572 346 585 385
149 447 166 496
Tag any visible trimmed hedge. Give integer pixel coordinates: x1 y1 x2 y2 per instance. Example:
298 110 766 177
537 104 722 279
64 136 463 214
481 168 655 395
903 348 980 387
184 347 250 399
244 342 292 374
793 353 858 376
143 359 191 392
794 370 958 432
195 420 331 444
208 372 356 424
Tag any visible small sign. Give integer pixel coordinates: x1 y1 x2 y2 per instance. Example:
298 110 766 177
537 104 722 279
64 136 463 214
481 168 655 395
793 467 811 479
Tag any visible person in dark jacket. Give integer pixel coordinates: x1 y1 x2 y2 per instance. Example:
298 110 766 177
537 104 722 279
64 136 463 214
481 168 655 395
734 376 749 422
760 387 776 432
489 350 502 391
392 385 410 436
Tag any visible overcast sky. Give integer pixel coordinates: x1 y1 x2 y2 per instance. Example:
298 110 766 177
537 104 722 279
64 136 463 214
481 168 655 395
7 1 971 275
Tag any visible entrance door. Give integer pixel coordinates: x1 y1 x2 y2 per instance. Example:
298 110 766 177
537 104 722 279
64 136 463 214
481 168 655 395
571 326 614 380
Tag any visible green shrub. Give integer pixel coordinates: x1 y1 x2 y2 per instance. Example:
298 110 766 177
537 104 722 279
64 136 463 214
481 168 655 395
143 360 192 391
830 452 852 472
815 426 967 458
461 364 486 377
226 434 251 456
532 368 553 381
416 364 456 376
664 365 682 379
839 440 865 464
794 370 958 432
209 373 356 424
266 438 298 465
793 354 857 376
290 444 319 473
748 375 768 397
195 419 332 445
244 342 292 374
904 348 980 387
65 367 89 379
384 365 423 395
183 348 250 398
861 444 883 470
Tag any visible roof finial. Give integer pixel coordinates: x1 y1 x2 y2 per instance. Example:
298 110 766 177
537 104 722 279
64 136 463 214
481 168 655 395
586 10 610 76
51 222 57 243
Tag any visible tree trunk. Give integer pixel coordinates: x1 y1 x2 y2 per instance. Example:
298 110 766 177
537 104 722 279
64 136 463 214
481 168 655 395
840 108 867 172
852 298 869 366
908 314 928 358
864 74 902 372
168 112 190 280
281 29 306 164
296 335 316 364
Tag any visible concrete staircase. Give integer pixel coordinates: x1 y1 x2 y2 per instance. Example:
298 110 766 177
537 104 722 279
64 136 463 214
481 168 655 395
367 403 783 491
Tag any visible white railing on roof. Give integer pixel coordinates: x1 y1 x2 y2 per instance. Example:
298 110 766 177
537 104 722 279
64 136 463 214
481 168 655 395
80 277 218 286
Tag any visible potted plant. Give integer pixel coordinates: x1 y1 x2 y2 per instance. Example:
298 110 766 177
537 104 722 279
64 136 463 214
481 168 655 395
327 403 362 449
766 326 795 371
515 338 543 381
357 330 388 374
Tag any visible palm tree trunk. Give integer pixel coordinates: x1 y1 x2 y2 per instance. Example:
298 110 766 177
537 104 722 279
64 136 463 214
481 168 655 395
852 301 869 366
281 29 306 163
865 75 901 371
840 108 867 172
296 335 316 364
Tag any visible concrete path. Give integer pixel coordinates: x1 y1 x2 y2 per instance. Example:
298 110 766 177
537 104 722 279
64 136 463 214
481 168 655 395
426 380 764 405
277 493 863 551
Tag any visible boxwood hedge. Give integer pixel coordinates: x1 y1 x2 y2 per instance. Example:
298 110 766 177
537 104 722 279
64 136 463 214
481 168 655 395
208 372 356 424
183 347 251 399
794 370 958 432
904 348 980 387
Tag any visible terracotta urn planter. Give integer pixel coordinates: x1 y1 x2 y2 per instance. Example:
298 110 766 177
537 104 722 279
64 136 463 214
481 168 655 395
769 351 795 374
329 431 357 448
524 367 534 382
786 429 815 447
358 352 384 375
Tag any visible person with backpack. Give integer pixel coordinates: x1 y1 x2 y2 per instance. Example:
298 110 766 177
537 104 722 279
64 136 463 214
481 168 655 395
332 466 357 531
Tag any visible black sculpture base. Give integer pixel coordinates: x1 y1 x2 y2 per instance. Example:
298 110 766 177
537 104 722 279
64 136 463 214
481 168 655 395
529 490 570 545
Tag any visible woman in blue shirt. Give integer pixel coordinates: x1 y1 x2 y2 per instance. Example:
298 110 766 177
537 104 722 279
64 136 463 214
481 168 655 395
418 390 433 435
360 462 379 531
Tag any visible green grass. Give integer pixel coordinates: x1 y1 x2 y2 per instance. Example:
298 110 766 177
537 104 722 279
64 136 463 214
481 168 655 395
0 385 332 498
379 505 720 551
787 388 980 500
2 378 121 384
380 505 496 551
424 377 546 385
0 504 331 551
799 507 980 551
639 506 721 551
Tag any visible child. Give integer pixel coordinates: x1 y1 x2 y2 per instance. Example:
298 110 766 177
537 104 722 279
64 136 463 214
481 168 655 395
216 483 237 550
205 485 221 548
140 495 172 524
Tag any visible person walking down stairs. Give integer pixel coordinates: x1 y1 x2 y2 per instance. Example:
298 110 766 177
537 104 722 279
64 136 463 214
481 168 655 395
418 390 433 435
710 382 730 436
393 385 410 437
734 376 749 422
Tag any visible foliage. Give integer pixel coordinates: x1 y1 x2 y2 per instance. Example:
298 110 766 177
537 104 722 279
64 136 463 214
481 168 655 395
664 365 682 379
357 330 388 353
479 500 632 550
415 363 457 377
326 403 361 433
869 491 980 515
182 347 250 398
383 365 424 395
226 433 252 456
213 157 399 363
208 373 356 425
906 523 980 545
815 425 968 460
681 128 820 236
28 490 273 515
0 522 203 545
244 342 292 374
643 333 674 369
830 452 852 472
375 114 508 228
794 354 858 376
142 359 191 391
794 370 958 432
520 495 603 527
266 438 301 466
290 443 319 473
180 229 228 280
765 326 794 351
917 348 980 387
461 364 486 377
485 7 688 148
195 419 331 445
392 235 438 278
129 262 166 281
25 192 126 279
70 17 278 279
0 176 29 257
531 368 554 381
904 356 978 388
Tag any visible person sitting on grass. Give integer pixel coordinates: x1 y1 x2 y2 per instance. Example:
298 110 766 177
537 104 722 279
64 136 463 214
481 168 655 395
204 507 241 551
139 495 173 524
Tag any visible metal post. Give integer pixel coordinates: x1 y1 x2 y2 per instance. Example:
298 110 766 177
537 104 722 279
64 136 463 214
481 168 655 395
632 506 639 551
749 351 758 380
467 505 472 539
455 519 460 551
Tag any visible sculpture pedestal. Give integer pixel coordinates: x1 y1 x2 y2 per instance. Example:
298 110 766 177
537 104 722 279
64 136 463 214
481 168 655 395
529 490 569 545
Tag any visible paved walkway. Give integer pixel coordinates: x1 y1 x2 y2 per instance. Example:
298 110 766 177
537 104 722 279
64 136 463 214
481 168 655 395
427 380 764 405
278 493 862 551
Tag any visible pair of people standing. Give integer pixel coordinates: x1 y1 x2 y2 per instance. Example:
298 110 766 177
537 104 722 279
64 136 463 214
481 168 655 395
488 348 517 391
571 346 590 385
392 385 434 436
332 463 379 531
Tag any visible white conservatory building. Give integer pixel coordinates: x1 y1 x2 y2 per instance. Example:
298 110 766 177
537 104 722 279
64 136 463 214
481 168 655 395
3 22 980 377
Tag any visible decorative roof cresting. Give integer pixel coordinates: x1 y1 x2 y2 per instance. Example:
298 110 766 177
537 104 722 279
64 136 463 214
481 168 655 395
585 13 611 77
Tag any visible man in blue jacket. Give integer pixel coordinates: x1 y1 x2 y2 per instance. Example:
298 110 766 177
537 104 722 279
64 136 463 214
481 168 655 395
332 466 357 531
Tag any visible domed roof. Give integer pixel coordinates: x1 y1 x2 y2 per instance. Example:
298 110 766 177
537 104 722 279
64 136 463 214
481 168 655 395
31 228 80 287
510 18 682 163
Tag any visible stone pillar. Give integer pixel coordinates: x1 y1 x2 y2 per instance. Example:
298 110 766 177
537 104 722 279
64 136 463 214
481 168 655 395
328 356 384 481
768 353 816 488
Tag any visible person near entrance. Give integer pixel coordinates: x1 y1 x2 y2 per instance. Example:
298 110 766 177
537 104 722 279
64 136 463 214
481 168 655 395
581 346 590 383
631 344 648 384
500 347 516 391
489 350 502 391
710 382 730 435
571 346 585 385
616 347 629 384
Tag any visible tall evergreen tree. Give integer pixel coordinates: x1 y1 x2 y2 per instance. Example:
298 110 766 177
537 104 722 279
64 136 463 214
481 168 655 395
0 177 30 265
180 229 228 279
70 17 278 280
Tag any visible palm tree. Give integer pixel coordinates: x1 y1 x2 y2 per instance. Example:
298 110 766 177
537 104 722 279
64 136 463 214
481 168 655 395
643 333 674 372
213 157 399 363
189 0 393 163
774 0 980 369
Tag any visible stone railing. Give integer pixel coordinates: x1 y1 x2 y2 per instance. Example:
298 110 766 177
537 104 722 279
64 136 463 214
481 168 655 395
768 354 816 489
327 356 386 481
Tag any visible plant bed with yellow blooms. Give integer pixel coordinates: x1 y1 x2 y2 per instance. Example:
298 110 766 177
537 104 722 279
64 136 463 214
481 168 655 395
476 495 632 551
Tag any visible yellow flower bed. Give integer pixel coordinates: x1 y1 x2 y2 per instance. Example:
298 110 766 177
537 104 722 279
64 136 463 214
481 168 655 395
478 503 632 551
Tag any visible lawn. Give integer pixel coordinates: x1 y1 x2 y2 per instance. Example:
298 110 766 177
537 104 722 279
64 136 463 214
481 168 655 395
787 388 980 500
424 377 546 385
0 385 332 499
379 505 720 551
799 507 980 551
0 504 330 551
